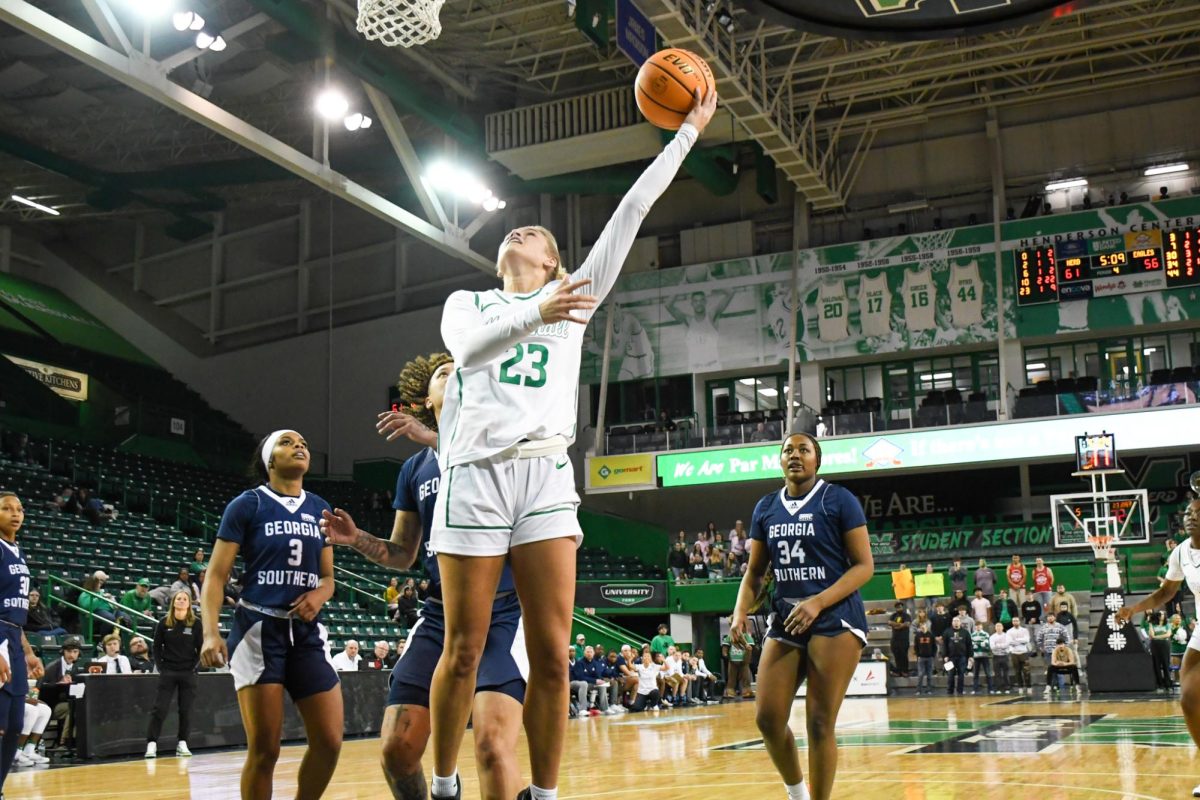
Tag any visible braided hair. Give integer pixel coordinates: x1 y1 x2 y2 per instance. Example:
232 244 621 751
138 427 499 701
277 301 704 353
396 352 453 431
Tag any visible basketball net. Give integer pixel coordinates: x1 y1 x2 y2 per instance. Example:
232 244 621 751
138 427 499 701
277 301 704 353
357 0 443 48
1087 533 1115 563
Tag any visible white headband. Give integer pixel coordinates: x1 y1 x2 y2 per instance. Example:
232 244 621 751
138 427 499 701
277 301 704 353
261 429 296 471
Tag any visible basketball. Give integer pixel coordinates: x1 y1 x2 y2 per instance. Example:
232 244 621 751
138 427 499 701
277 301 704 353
635 48 714 130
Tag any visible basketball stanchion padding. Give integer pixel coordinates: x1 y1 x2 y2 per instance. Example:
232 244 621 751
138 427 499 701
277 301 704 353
357 0 444 48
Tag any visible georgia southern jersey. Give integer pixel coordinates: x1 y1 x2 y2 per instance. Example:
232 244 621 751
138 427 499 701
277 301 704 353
0 538 30 626
749 479 867 607
217 486 331 610
393 447 514 595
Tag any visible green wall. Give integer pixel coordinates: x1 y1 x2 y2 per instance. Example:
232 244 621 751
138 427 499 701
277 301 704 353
579 508 669 568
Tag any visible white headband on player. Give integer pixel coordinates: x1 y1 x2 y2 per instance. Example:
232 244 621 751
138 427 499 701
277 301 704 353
261 429 297 471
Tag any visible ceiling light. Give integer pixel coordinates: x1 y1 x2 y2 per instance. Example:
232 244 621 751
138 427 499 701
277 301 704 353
1045 177 1087 191
194 30 214 48
207 35 226 51
314 88 349 120
343 112 373 131
497 200 506 210
10 194 60 216
1026 362 1046 370
738 378 760 386
1144 163 1189 177
1142 348 1156 355
887 199 928 214
126 0 170 18
758 387 778 397
482 196 500 212
172 10 204 30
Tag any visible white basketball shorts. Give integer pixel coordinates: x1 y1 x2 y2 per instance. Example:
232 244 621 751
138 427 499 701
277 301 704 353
430 451 582 557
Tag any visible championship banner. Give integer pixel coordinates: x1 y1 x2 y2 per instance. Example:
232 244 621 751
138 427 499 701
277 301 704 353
581 196 1200 383
657 404 1200 487
585 453 656 492
575 580 666 610
4 354 88 401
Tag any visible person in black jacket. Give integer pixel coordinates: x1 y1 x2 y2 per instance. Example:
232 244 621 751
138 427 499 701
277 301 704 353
942 616 972 696
668 542 689 584
145 590 202 759
913 622 937 694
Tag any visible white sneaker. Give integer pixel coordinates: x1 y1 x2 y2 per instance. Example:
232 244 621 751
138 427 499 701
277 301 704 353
145 742 157 759
604 707 619 715
1192 782 1200 798
176 740 192 757
24 749 49 765
13 750 33 767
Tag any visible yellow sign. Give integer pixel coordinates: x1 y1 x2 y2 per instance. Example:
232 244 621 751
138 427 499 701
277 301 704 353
586 454 655 491
914 572 945 597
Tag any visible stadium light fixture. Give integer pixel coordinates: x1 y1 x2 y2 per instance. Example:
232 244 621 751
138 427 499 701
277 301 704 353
887 199 928 214
1026 362 1046 370
1144 163 1188 177
424 160 503 207
738 378 761 386
194 30 226 50
343 112 373 131
127 0 171 18
1045 177 1087 191
172 10 205 30
11 194 61 216
314 88 350 121
758 388 779 397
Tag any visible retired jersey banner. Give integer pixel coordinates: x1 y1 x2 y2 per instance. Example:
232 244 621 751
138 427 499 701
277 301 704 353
4 354 88 401
585 454 656 492
581 197 1200 383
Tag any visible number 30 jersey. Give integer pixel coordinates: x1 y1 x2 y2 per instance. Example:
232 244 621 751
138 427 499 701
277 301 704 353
438 124 699 469
217 486 331 610
0 538 30 627
749 480 867 610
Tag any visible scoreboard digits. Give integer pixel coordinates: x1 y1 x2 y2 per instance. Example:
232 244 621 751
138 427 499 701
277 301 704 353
1166 227 1200 288
1017 246 1057 304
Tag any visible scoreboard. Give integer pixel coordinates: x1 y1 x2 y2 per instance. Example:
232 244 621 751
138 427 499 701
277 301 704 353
1016 224 1200 306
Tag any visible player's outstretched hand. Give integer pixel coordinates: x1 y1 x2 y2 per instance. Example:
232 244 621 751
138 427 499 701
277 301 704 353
1114 606 1133 625
321 508 359 546
201 635 228 668
539 278 597 325
682 86 719 136
377 410 436 446
289 590 325 622
26 652 43 681
783 597 825 635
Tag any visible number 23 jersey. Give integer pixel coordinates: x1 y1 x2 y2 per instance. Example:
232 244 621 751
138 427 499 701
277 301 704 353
217 486 332 610
749 480 866 616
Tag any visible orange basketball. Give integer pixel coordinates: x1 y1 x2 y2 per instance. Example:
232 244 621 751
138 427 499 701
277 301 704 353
635 48 714 130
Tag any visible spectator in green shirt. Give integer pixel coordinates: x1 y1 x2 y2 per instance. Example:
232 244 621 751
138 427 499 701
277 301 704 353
650 623 675 656
120 578 156 618
80 570 132 633
189 548 207 575
721 629 754 698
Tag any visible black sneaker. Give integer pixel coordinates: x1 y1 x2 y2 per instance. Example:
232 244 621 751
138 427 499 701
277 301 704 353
516 789 532 800
432 776 461 800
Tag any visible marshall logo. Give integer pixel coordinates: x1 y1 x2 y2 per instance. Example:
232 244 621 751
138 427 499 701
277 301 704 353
600 584 656 607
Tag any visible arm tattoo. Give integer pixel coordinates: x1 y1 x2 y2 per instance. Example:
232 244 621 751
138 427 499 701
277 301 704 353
352 530 411 569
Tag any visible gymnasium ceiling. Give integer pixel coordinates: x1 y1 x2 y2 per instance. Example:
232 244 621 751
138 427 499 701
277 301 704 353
0 0 1198 349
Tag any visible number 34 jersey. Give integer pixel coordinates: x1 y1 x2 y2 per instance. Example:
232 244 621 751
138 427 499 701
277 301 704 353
217 486 332 610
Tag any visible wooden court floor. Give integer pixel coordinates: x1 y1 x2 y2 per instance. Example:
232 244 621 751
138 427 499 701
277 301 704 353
8 693 1196 799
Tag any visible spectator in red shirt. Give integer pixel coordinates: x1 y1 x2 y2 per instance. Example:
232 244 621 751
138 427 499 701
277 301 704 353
1006 555 1027 605
1032 557 1055 613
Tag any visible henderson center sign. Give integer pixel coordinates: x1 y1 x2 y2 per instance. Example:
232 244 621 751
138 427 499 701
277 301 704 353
657 405 1200 488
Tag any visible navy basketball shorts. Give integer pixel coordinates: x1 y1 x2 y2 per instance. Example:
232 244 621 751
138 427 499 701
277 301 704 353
388 592 527 707
227 606 339 700
0 625 28 735
766 595 869 650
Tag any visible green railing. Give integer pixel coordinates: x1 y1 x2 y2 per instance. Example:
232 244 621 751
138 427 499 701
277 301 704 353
333 564 404 613
176 501 221 542
44 574 158 645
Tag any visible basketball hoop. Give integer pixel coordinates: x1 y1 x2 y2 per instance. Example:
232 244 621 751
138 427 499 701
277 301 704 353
1087 534 1115 563
357 0 443 48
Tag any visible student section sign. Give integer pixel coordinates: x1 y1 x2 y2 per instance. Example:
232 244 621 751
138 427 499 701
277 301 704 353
657 404 1200 487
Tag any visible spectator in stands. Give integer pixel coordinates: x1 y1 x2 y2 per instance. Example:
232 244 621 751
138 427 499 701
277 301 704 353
1036 614 1068 687
128 636 152 673
948 558 968 596
657 411 677 433
414 578 430 603
189 549 207 575
694 532 711 559
989 622 1011 693
706 548 725 580
566 646 583 717
914 622 936 695
1007 617 1032 693
96 633 133 673
23 589 66 637
617 644 640 703
362 641 391 671
120 578 156 620
918 563 942 611
4 432 35 465
51 486 73 513
1053 584 1077 618
888 602 911 677
722 625 754 699
168 568 199 607
1032 557 1055 612
953 604 975 634
1146 611 1172 690
384 577 400 614
943 617 971 695
331 640 362 671
390 639 405 667
974 558 997 603
729 520 747 564
970 621 993 694
1020 593 1043 639
78 487 114 525
1049 640 1080 698
574 633 586 654
1055 601 1077 642
1006 555 1027 605
675 530 688 549
994 589 1018 630
627 651 665 712
749 422 770 442
662 646 688 706
39 636 82 749
1169 613 1188 676
601 650 625 710
579 645 612 715
687 551 708 581
892 563 916 617
393 585 418 628
947 589 970 619
1159 186 1170 200
970 589 992 627
80 571 131 633
650 624 675 656
930 603 950 656
694 648 718 701
668 542 689 584
145 589 202 759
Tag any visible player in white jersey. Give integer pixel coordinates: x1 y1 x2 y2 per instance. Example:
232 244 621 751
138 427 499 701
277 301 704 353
948 260 983 326
857 272 892 337
429 89 716 800
667 289 735 372
613 305 655 380
901 267 937 330
815 279 849 342
763 283 801 363
1118 497 1200 797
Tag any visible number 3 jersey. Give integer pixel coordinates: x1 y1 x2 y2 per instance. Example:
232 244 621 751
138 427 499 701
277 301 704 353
749 480 867 621
217 486 332 610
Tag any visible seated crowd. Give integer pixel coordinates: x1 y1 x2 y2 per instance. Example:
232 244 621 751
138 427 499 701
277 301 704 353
667 521 751 584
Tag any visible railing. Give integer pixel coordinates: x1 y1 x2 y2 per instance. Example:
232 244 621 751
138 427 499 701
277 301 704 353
44 574 158 644
333 564 405 613
604 405 820 455
176 501 221 542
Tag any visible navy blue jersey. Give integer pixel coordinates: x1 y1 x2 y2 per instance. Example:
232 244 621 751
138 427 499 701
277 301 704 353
393 448 514 594
0 539 30 627
750 480 867 609
217 486 331 609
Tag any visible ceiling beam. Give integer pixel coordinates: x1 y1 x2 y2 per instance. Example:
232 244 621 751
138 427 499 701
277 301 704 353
363 83 450 229
79 0 133 55
0 0 495 275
